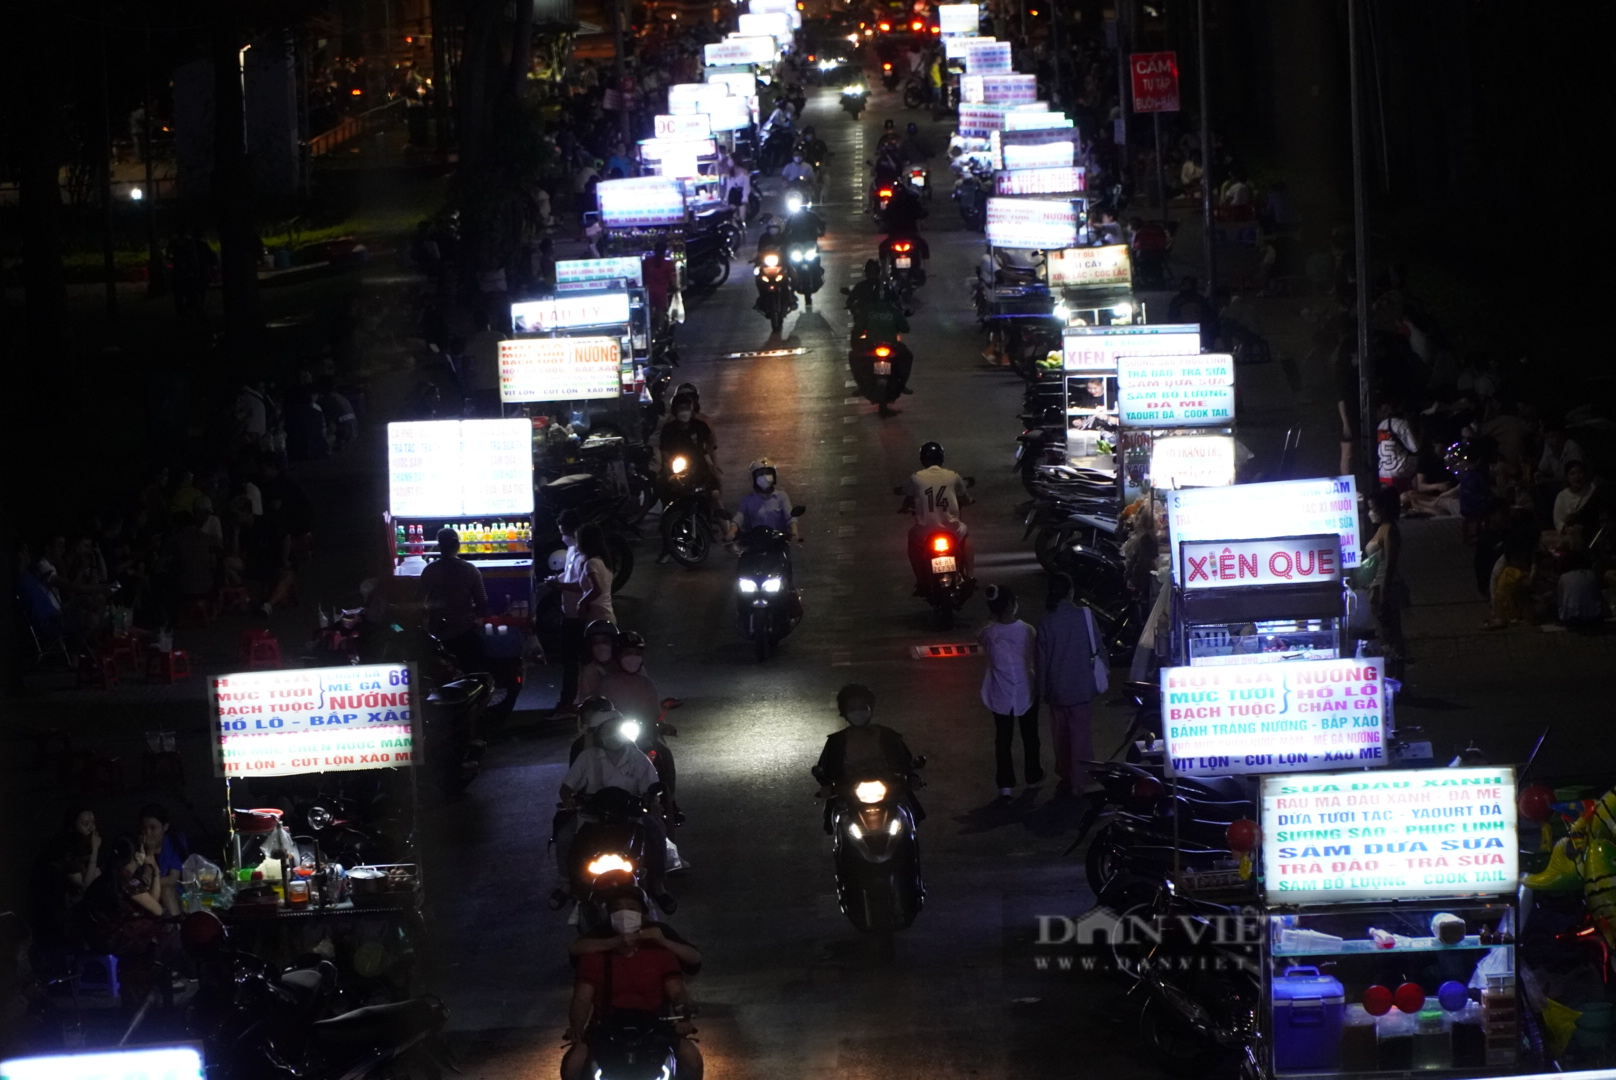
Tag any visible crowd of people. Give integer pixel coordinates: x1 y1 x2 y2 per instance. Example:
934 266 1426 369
14 374 361 669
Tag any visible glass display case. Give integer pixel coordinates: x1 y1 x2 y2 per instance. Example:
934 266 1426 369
1266 901 1518 1077
1186 617 1341 667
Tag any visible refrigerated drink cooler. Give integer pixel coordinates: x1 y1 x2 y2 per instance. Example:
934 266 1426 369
386 513 535 622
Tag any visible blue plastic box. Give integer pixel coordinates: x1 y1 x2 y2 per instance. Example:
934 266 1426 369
1272 965 1345 1072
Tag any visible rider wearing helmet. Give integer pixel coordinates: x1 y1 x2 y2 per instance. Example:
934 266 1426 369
569 695 620 763
577 619 620 705
781 151 816 186
901 121 935 164
811 684 925 832
597 631 662 748
733 458 801 543
753 215 797 316
798 125 828 172
902 442 973 592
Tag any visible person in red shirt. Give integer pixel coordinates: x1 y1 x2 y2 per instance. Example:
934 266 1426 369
561 891 702 1080
641 240 677 329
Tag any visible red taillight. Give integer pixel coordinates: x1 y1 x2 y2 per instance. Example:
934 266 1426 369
879 25 891 34
930 25 940 33
874 345 892 357
911 20 922 30
1125 775 1164 810
894 242 910 252
931 535 952 553
879 188 893 198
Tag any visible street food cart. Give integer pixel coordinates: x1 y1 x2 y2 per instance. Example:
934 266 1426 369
207 661 429 994
384 418 536 621
1259 765 1520 1077
1115 350 1234 498
1060 322 1201 468
509 289 644 432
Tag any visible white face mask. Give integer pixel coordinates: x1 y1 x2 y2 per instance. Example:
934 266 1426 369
591 643 614 662
610 909 643 935
756 475 775 492
675 410 693 423
619 654 644 674
844 707 873 727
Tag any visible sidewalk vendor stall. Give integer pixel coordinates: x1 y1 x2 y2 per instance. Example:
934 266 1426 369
1115 350 1234 498
1164 476 1362 668
384 418 536 623
206 661 429 994
510 289 644 431
1060 322 1201 466
1259 765 1520 1077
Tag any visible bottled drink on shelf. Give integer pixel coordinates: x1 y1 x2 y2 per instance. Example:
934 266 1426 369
395 524 407 557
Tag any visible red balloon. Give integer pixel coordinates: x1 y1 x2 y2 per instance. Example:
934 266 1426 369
1226 819 1261 853
1395 982 1426 1014
1519 785 1555 824
1362 985 1393 1016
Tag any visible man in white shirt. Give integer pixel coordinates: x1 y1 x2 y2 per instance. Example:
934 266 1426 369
780 153 815 185
903 441 974 593
1554 461 1598 534
557 711 670 900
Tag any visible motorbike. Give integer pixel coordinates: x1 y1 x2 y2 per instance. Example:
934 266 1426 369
841 85 868 119
550 787 668 927
786 240 823 310
182 913 452 1080
814 760 927 939
753 251 796 335
735 514 806 660
879 234 926 294
901 75 928 110
585 1013 692 1080
953 171 986 230
880 61 900 90
683 215 738 289
870 180 898 218
759 122 795 174
657 453 726 567
895 480 977 629
848 335 911 418
905 163 932 201
619 699 684 820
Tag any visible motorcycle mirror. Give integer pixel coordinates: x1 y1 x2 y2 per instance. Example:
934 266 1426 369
913 755 927 769
790 505 807 518
661 697 684 710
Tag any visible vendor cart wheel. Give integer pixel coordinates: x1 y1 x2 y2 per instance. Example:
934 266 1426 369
661 505 711 567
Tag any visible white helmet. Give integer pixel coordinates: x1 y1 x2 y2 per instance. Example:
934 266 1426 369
749 457 777 483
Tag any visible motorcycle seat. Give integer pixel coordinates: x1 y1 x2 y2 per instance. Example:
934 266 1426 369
428 677 489 707
279 967 328 999
311 998 438 1049
541 473 597 491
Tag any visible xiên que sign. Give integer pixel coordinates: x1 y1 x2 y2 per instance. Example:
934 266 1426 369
1261 767 1518 902
1181 535 1343 590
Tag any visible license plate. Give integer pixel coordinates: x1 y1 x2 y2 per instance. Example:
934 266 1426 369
873 360 892 375
930 556 956 573
911 174 926 186
895 257 912 269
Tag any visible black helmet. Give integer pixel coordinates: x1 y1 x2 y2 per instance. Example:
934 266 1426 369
584 619 619 642
919 441 945 467
802 124 815 137
615 630 647 652
906 122 918 134
863 258 881 279
675 382 701 410
670 393 697 414
836 683 875 715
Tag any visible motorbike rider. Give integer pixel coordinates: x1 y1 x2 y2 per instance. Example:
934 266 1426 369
780 202 826 307
797 125 828 171
844 259 893 326
781 152 816 187
752 216 797 315
597 630 680 816
567 884 703 974
557 711 672 907
813 684 925 833
902 441 973 593
560 888 702 1080
569 695 621 764
658 393 726 562
730 458 802 552
877 119 901 155
881 183 931 260
576 619 620 705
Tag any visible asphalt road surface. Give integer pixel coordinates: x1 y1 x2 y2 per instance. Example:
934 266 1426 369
427 87 1155 1079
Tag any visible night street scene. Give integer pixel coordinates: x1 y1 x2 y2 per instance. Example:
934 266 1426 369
5 0 1616 1077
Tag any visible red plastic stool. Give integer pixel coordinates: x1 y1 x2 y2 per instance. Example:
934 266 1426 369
105 633 141 671
146 649 192 685
77 650 119 689
239 629 282 670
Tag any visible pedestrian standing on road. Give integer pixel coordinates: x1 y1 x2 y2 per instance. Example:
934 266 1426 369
1362 486 1407 678
1036 573 1104 797
978 585 1042 799
545 510 588 711
576 523 617 628
420 527 488 677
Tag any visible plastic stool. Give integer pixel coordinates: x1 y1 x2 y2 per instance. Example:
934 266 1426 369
78 954 121 999
106 633 141 670
239 629 282 671
146 649 192 684
77 650 119 689
217 585 252 613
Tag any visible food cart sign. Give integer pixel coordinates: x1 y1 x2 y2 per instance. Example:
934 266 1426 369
703 35 776 66
594 178 686 228
1261 766 1518 903
654 113 711 140
705 93 754 132
981 73 1038 104
1151 434 1236 489
2 1046 206 1080
945 34 993 60
1049 244 1131 288
1168 476 1362 580
1003 108 1068 131
1118 351 1234 428
1162 657 1386 778
387 419 535 517
958 103 1008 136
499 336 621 403
210 664 420 778
635 137 714 161
705 71 754 99
966 39 1013 74
985 197 1077 249
511 291 633 332
737 11 792 41
995 166 1084 196
668 82 728 114
937 3 980 34
1062 323 1201 373
555 257 643 292
1180 535 1343 591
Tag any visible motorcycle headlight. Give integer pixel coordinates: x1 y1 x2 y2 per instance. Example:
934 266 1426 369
617 719 642 743
804 247 818 260
763 253 780 267
762 576 783 593
846 821 864 839
888 817 904 836
670 455 689 475
738 578 759 594
789 248 803 262
786 194 803 214
854 780 888 804
585 853 634 878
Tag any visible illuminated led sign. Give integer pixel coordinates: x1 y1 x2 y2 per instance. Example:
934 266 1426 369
499 337 622 403
1167 476 1362 580
387 419 534 518
210 665 419 778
